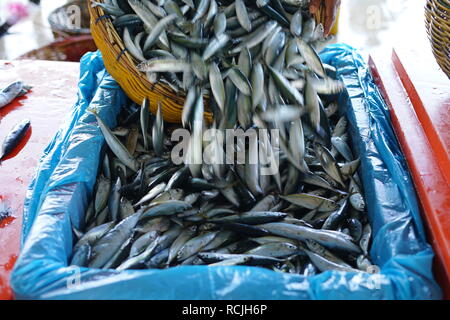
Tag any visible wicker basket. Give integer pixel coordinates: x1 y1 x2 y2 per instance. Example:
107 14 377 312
48 0 91 39
88 0 212 123
425 0 450 77
17 36 97 62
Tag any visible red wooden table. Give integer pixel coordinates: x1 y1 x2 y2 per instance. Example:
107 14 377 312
370 47 450 298
0 59 79 300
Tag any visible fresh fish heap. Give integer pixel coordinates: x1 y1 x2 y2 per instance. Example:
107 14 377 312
93 0 331 94
73 0 379 274
72 101 377 274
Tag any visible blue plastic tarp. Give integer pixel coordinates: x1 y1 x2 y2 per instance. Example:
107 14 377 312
11 45 442 299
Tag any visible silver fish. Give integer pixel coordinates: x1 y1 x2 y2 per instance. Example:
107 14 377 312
91 111 139 172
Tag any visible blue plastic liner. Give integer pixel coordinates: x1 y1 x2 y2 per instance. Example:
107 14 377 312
11 46 442 299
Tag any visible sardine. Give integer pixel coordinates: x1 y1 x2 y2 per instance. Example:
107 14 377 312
0 119 31 162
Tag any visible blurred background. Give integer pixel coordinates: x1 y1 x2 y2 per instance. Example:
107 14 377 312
0 0 428 60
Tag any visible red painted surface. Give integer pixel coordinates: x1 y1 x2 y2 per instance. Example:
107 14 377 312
0 59 79 300
369 49 450 299
392 49 450 184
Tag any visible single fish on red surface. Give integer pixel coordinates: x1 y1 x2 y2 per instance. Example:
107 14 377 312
0 119 31 162
0 81 31 109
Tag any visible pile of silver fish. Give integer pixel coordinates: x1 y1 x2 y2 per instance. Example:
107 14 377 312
72 0 379 274
93 0 331 94
0 119 31 163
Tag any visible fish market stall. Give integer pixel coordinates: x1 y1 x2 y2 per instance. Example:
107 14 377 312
1 0 448 300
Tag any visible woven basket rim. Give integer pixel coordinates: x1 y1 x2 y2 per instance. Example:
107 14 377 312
88 0 216 123
426 0 450 76
90 3 186 98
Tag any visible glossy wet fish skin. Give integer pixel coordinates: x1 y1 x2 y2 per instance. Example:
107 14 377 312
0 119 31 161
89 211 142 268
198 252 283 265
146 248 170 268
245 242 300 258
248 235 298 246
108 177 122 221
360 223 372 256
235 0 252 32
322 199 349 230
296 37 325 77
257 222 361 254
91 111 139 172
0 81 29 109
269 67 304 106
305 239 351 268
349 176 366 212
141 200 192 219
177 231 219 261
140 98 150 150
209 211 287 225
214 12 227 36
202 33 230 60
74 221 115 251
305 250 362 273
209 63 226 113
129 230 159 258
152 104 165 156
70 243 91 267
315 144 346 189
280 194 339 212
167 225 197 264
123 27 145 62
92 1 125 16
137 59 191 73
